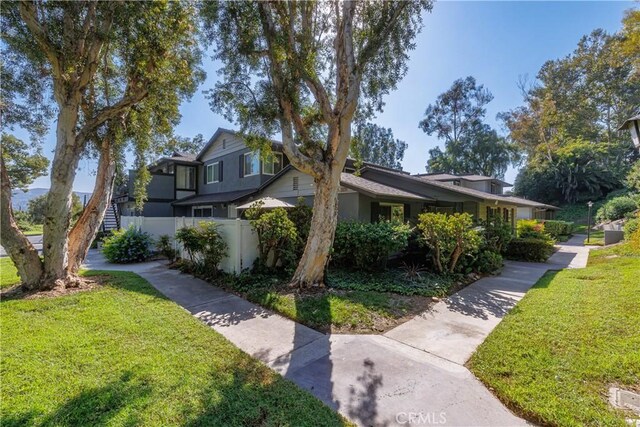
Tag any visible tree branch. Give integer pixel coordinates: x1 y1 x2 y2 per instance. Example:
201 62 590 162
19 1 62 78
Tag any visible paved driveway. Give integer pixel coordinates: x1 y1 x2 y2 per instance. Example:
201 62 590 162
0 235 42 257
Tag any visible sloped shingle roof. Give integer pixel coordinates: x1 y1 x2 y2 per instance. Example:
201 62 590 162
340 173 432 201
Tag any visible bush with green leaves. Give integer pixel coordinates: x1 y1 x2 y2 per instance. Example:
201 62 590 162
473 250 504 274
505 238 555 262
624 217 640 241
102 226 152 263
417 212 482 273
175 222 228 277
332 221 412 271
543 220 574 238
246 207 298 270
287 197 313 256
156 234 177 262
517 219 551 240
596 196 639 222
478 216 513 253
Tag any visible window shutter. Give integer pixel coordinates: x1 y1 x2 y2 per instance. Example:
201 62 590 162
218 161 223 182
204 165 208 185
371 202 380 223
404 204 411 222
239 154 244 178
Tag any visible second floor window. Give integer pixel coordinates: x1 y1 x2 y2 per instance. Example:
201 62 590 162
263 153 283 175
176 165 196 190
206 162 221 183
244 152 260 176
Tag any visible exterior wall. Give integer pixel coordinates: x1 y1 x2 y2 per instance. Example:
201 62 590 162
462 180 490 193
260 168 316 198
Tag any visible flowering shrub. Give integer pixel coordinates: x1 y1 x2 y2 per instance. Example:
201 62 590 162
517 219 551 240
102 226 152 263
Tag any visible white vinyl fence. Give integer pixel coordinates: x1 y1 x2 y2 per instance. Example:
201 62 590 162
120 216 259 273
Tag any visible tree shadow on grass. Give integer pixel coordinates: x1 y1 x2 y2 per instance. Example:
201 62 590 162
3 372 152 427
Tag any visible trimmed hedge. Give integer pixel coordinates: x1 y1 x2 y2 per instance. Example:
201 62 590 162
596 196 639 222
543 220 573 238
505 238 555 262
332 221 411 271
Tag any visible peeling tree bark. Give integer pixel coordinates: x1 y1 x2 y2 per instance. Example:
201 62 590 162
67 138 116 274
0 156 44 289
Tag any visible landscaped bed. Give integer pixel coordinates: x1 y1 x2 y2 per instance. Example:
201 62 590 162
209 267 463 334
468 242 640 426
0 267 349 426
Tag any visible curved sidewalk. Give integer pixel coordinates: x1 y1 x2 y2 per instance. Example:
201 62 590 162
84 237 588 427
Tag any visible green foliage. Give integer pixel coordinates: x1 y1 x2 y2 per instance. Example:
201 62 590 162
504 25 639 205
0 133 49 191
516 219 550 240
595 195 639 222
542 220 574 238
624 217 640 240
175 222 228 277
27 192 83 225
478 216 513 253
505 238 555 262
473 250 504 274
417 212 482 273
156 234 177 262
246 207 297 270
332 221 412 271
625 161 640 192
327 269 453 297
420 76 519 178
351 122 407 170
283 198 312 257
102 226 152 263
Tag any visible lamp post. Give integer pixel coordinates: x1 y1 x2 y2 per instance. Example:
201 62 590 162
587 201 593 243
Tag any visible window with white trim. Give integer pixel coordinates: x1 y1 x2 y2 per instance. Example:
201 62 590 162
262 153 283 175
206 162 220 183
244 151 260 176
193 206 213 217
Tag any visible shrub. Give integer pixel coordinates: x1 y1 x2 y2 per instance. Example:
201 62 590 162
287 197 313 256
516 219 550 240
417 212 481 273
175 222 228 277
246 207 298 270
156 234 177 262
102 226 152 263
630 229 640 251
543 220 574 238
332 221 412 271
505 238 555 262
596 196 638 222
624 217 640 240
474 250 504 274
478 216 513 253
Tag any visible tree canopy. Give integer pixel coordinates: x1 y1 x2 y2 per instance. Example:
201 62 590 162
502 23 639 204
420 76 519 178
0 133 49 191
351 123 407 169
201 1 431 286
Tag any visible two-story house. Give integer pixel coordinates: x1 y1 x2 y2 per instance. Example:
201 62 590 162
113 127 558 225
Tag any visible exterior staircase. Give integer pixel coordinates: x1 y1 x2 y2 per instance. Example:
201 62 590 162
101 202 120 232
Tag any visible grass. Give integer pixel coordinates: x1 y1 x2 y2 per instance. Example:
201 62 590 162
214 267 451 333
0 257 20 289
0 268 348 426
583 229 605 246
21 224 43 235
468 242 640 426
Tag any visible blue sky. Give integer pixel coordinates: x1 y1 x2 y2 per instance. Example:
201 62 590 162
25 1 635 192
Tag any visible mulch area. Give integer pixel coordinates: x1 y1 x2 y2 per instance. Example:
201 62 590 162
0 275 109 301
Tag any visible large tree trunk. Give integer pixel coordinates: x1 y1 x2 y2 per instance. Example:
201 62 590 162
42 104 83 286
67 139 116 273
0 156 44 289
289 167 342 288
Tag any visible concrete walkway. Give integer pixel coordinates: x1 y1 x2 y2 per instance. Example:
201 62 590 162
83 237 589 427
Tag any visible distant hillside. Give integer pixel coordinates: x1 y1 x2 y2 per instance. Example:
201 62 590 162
11 188 93 211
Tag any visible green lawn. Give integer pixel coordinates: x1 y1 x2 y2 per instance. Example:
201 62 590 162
469 243 640 426
1 269 348 426
0 257 20 289
21 224 43 236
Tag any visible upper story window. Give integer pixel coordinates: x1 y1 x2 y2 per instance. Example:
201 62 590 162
263 153 283 175
491 182 501 194
176 165 196 190
244 151 260 176
206 162 222 184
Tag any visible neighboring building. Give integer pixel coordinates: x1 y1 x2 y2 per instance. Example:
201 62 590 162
113 127 558 223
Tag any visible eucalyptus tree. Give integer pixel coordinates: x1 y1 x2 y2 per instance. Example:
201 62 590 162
201 1 431 287
1 1 203 289
351 122 407 170
0 133 49 191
